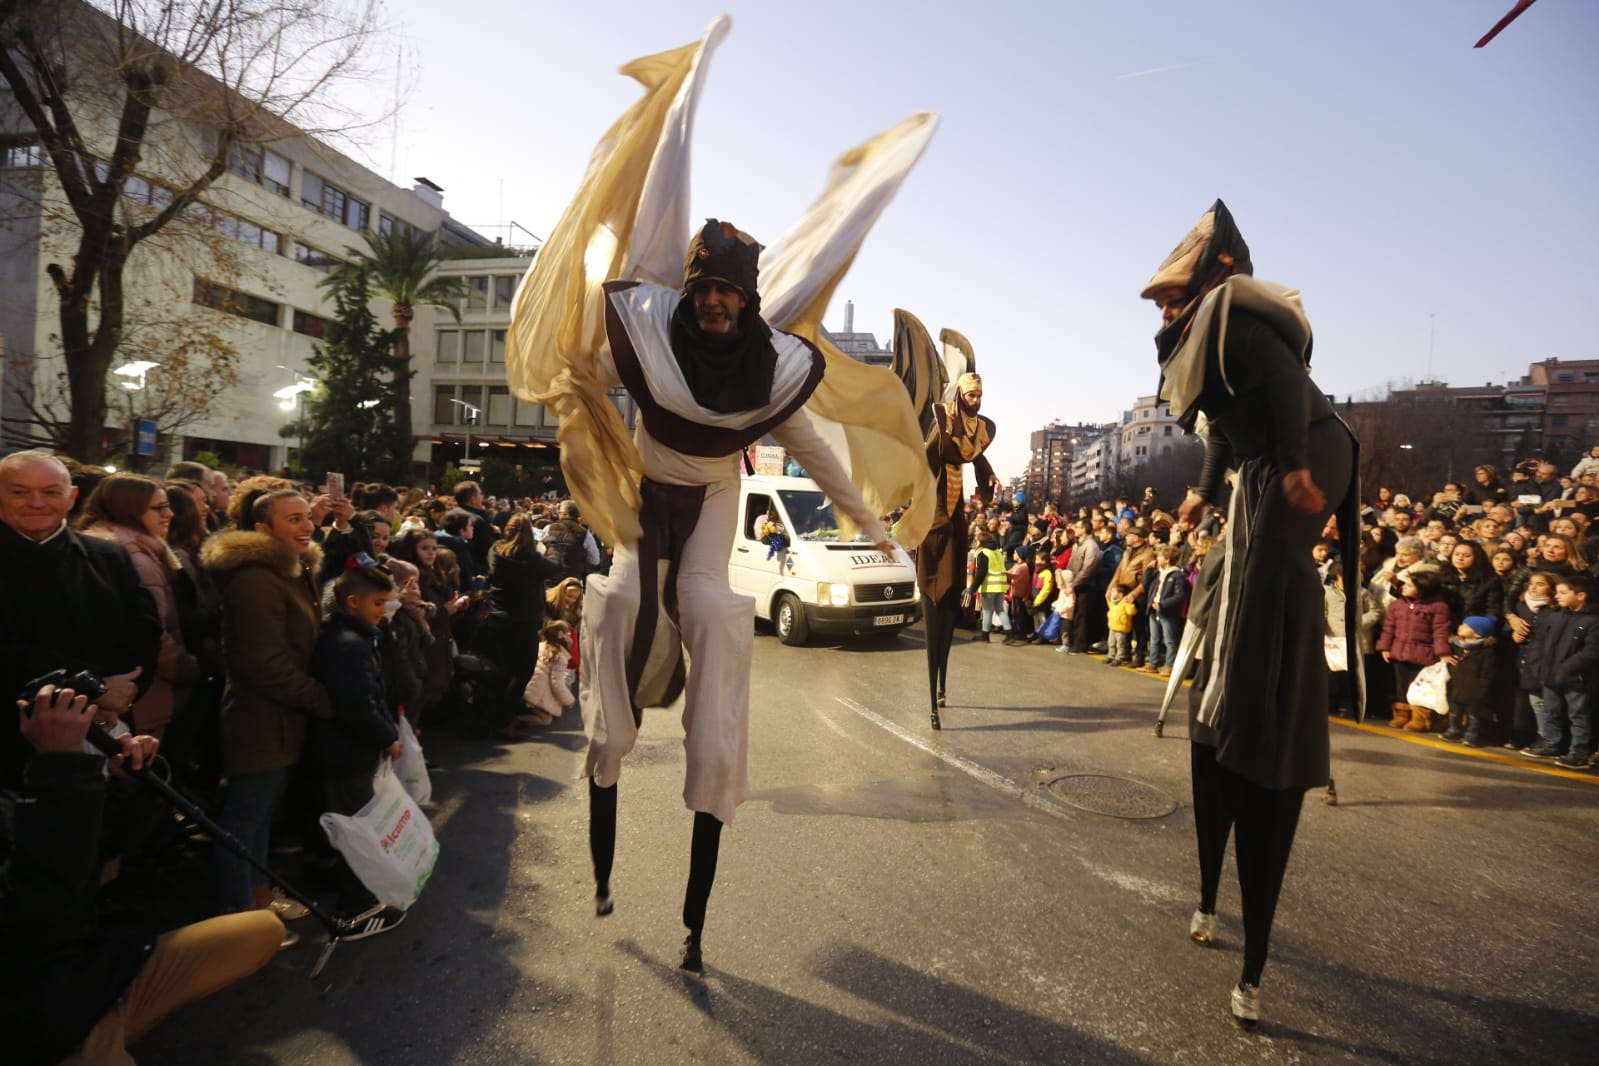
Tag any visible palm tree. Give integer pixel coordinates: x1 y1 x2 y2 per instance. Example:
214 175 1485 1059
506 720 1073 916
322 227 469 473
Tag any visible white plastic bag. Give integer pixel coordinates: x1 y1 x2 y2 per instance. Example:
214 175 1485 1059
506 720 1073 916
320 765 439 909
1406 660 1450 714
393 716 431 805
1323 636 1348 673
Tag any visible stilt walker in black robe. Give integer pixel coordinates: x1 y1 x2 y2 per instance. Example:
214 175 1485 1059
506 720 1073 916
1144 200 1362 1029
914 373 996 729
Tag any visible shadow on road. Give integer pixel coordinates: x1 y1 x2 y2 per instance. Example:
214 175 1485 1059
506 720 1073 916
624 939 1150 1064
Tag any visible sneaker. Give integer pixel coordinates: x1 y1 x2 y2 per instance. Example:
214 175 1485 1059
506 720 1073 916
278 927 301 951
1230 982 1260 1029
1441 729 1463 743
1462 736 1486 748
341 905 406 941
1520 743 1561 759
268 889 310 921
1189 909 1216 946
1055 645 1069 653
1554 753 1592 770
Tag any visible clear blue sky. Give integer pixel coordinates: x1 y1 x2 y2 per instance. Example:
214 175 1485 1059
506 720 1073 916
350 1 1598 478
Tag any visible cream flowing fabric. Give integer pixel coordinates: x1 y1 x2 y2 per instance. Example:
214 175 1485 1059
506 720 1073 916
505 15 935 549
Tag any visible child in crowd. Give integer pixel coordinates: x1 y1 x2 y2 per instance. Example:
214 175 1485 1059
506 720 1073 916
1145 544 1187 676
1004 545 1035 645
1524 573 1599 768
308 565 407 937
1443 616 1497 746
1377 569 1452 732
1508 571 1558 750
1029 552 1056 644
522 619 577 725
1312 539 1335 581
1105 584 1137 666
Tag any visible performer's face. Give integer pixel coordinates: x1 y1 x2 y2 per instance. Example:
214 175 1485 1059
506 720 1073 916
691 280 746 335
958 383 982 414
1149 285 1188 326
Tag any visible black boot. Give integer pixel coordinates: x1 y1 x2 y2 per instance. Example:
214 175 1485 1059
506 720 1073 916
681 931 704 973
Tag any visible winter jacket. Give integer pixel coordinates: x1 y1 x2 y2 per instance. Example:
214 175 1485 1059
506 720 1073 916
1106 598 1138 634
1110 544 1155 603
487 545 563 625
1006 562 1031 601
0 523 161 789
0 751 156 1065
201 531 332 777
1152 567 1188 618
1062 534 1099 589
79 522 199 734
1531 601 1599 691
1441 570 1505 625
309 612 398 778
1030 568 1056 609
523 641 576 715
1093 539 1122 592
1376 593 1452 666
540 518 591 583
1511 595 1552 692
1447 637 1497 702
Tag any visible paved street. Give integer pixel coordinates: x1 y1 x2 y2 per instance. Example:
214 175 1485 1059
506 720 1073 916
140 624 1599 1065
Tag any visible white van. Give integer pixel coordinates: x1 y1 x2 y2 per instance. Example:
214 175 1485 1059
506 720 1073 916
731 474 920 645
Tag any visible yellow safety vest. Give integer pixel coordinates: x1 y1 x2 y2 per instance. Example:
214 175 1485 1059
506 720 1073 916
979 548 1007 593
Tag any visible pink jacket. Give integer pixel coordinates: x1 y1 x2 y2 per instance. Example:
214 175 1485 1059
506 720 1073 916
1376 593 1452 667
80 522 198 733
522 641 575 715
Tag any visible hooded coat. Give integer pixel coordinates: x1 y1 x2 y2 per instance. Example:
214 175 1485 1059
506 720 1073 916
201 531 332 776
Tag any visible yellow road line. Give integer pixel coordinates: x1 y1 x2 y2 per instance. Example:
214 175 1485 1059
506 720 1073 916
1329 716 1598 785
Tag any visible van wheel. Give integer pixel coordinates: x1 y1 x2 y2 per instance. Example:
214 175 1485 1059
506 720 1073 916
775 593 809 646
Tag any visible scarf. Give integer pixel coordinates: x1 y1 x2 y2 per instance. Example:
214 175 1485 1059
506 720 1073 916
667 296 778 414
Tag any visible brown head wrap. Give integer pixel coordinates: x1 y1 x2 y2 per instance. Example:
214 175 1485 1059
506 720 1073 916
683 219 762 313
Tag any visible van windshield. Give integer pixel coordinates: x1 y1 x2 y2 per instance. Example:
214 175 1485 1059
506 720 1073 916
777 489 866 542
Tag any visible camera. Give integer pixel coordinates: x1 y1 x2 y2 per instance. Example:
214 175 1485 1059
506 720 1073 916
18 668 109 714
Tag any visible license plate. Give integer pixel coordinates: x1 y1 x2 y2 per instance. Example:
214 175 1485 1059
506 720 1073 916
875 614 904 626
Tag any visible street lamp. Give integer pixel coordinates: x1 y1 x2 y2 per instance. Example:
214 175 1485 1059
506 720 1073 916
449 398 481 466
273 368 317 467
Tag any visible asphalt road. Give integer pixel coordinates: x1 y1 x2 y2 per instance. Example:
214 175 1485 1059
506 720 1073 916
138 623 1599 1065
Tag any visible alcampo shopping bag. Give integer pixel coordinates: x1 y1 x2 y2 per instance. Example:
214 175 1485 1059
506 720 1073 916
1038 610 1062 643
393 715 432 805
1406 660 1451 715
320 764 440 909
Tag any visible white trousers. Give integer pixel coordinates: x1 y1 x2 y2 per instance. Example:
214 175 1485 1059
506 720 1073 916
580 477 754 824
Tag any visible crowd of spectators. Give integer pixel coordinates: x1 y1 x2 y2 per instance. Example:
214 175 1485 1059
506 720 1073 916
0 450 605 1062
965 453 1599 772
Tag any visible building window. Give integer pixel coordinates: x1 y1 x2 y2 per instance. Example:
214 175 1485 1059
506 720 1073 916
433 386 456 425
462 330 486 363
292 242 340 270
1557 372 1576 383
490 329 506 363
193 279 280 327
515 401 544 427
459 385 485 414
378 212 393 236
292 310 329 339
487 386 512 426
435 330 459 363
228 144 291 196
1551 415 1570 427
494 276 517 307
0 137 46 168
303 170 369 229
1163 426 1173 436
465 276 489 310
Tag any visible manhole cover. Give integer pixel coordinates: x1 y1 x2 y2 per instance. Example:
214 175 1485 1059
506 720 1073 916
1044 774 1178 819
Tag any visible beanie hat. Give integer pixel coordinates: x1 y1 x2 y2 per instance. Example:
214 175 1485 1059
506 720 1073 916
1463 616 1495 639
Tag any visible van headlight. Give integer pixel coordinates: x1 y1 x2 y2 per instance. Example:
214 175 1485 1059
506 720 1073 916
818 582 850 607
